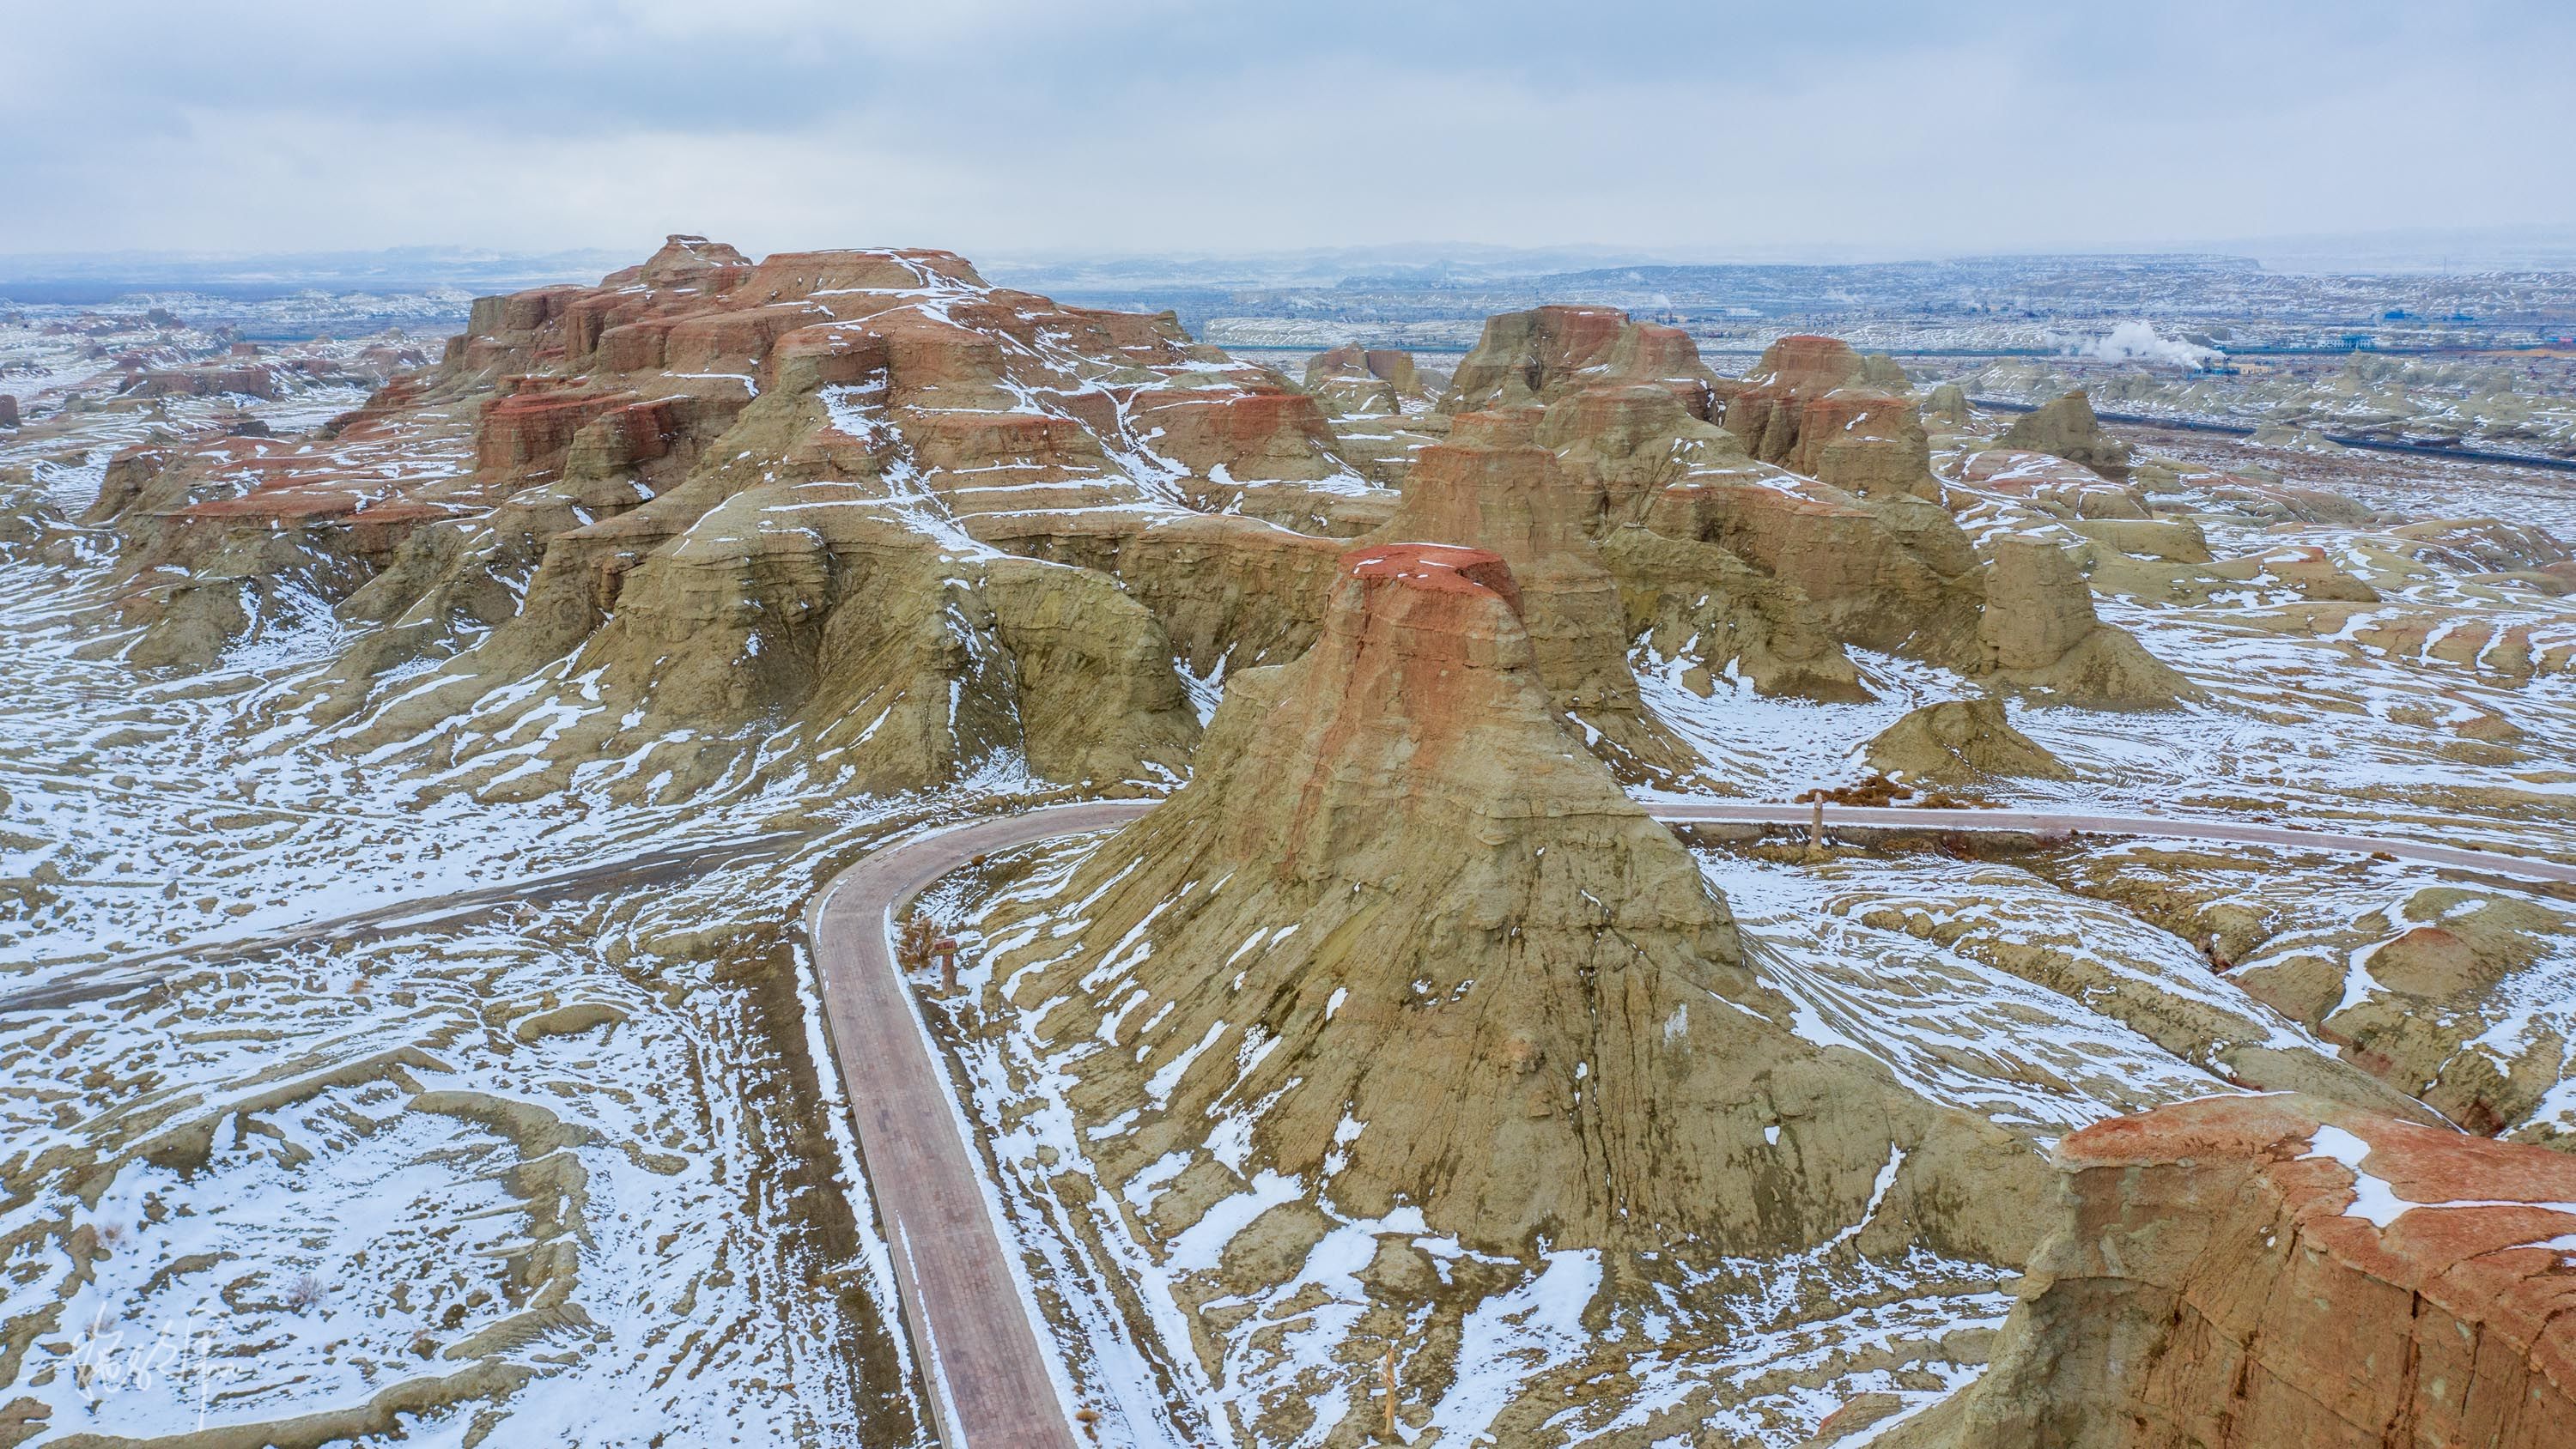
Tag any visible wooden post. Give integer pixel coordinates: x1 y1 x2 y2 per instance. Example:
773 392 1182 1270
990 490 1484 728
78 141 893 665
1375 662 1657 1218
1382 1340 1397 1440
1809 796 1826 852
934 937 959 995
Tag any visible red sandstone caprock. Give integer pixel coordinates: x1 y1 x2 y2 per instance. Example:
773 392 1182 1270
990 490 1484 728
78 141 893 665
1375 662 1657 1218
1883 1092 2576 1448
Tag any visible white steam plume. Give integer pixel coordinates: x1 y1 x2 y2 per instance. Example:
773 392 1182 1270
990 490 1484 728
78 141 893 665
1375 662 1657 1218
2076 321 2222 368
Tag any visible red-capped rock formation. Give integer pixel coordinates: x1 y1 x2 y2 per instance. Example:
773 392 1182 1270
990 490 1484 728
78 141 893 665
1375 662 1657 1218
1370 409 1706 780
106 235 1392 800
1885 1093 2576 1449
473 378 638 477
981 539 2044 1256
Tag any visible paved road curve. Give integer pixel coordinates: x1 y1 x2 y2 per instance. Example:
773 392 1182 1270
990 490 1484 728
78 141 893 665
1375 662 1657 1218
805 802 1151 1449
803 797 2573 1448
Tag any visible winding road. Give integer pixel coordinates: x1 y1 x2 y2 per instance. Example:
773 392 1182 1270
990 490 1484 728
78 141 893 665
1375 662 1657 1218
800 797 2576 1448
805 802 1149 1449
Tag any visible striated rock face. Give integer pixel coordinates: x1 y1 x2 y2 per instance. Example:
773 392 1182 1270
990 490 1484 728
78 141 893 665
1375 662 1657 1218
1370 410 1707 781
1124 383 1384 532
1370 367 1872 705
1979 537 2199 706
1301 343 1436 419
1440 305 1725 419
1998 389 2134 482
80 235 1401 800
72 258 2203 812
1724 335 1935 500
1887 1094 2576 1449
1600 520 1868 702
1866 696 2070 782
1440 350 1960 683
1646 463 1984 662
981 540 2045 1256
1789 388 1933 500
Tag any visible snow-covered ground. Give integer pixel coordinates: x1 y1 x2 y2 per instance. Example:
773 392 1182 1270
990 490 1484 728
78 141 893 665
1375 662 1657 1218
0 359 969 1445
905 838 2020 1449
9 303 2576 1444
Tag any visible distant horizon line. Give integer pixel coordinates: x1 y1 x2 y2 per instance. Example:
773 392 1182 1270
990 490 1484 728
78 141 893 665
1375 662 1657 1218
8 224 2576 292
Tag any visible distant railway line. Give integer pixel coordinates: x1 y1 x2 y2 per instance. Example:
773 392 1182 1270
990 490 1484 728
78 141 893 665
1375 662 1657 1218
1968 396 2576 473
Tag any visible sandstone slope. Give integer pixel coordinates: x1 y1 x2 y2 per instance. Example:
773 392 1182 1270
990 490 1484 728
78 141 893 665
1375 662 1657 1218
78 236 1406 803
1883 1094 2576 1449
1996 388 2134 482
981 542 2046 1258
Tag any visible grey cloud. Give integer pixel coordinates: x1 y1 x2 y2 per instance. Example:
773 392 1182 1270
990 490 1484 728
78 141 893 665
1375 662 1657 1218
2 0 2571 258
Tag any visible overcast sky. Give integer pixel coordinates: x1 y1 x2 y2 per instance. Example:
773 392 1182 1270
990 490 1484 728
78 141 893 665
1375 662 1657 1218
4 0 2572 263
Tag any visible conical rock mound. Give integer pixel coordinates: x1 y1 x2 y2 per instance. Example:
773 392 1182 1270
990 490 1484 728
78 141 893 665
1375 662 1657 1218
1999 388 2133 482
983 543 2044 1258
1980 536 2201 706
1866 696 2071 783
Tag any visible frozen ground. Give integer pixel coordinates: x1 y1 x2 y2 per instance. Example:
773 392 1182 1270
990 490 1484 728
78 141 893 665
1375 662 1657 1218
0 352 963 1446
8 306 2576 1445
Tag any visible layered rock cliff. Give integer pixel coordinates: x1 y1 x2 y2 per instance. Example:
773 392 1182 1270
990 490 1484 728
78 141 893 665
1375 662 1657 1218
72 273 2208 801
1438 304 1724 419
1725 335 1933 500
78 235 1400 801
1884 1094 2576 1449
